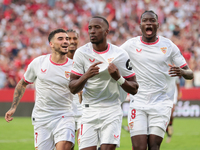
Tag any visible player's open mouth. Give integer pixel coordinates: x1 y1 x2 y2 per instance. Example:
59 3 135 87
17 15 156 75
62 46 68 48
69 44 76 47
146 27 153 35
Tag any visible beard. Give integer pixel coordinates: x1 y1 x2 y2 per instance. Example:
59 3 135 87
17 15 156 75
69 50 75 54
90 37 104 45
55 47 68 55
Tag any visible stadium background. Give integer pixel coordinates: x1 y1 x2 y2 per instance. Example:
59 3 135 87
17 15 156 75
0 0 200 149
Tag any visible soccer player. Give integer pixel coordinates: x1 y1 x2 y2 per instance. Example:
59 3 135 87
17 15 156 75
166 76 181 143
69 16 139 150
120 10 193 150
5 29 75 150
66 29 83 150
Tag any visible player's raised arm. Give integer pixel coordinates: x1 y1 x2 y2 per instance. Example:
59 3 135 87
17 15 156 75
69 62 103 94
5 78 29 123
108 63 139 95
168 64 193 79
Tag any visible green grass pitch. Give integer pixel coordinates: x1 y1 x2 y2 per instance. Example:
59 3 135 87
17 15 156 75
0 117 200 150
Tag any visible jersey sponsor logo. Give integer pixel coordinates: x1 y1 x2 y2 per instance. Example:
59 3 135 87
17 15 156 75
129 121 134 129
89 58 95 62
107 57 114 63
41 69 47 73
126 59 132 70
114 135 119 138
65 71 70 79
136 49 142 52
71 134 74 138
161 47 167 54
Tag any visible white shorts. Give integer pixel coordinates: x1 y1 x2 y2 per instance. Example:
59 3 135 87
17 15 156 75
128 105 171 138
34 116 75 150
75 115 82 131
79 105 123 149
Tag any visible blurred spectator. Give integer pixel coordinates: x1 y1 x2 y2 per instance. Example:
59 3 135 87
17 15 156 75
0 68 6 88
194 60 200 87
0 0 199 88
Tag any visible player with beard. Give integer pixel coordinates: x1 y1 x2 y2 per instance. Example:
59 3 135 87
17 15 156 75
69 16 139 150
120 10 193 150
66 29 83 150
67 29 79 60
5 29 75 150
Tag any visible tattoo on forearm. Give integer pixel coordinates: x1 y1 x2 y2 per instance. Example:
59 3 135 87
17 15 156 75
11 80 27 109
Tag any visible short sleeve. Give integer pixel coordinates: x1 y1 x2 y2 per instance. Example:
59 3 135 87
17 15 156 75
71 49 84 76
120 41 129 53
171 44 187 68
23 59 37 84
113 50 135 78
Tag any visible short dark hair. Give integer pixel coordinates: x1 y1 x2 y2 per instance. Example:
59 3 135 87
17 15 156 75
141 10 158 20
91 16 109 29
66 29 79 38
48 28 67 42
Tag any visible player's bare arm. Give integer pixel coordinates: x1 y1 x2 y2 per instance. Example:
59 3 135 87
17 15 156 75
69 62 102 94
108 63 139 95
168 64 193 79
78 91 83 104
5 78 28 123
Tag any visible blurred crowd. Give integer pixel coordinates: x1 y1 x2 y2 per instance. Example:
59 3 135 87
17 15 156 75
0 0 199 89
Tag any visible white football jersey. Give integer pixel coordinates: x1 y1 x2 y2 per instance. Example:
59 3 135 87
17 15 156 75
167 76 180 104
68 58 82 117
23 54 74 125
71 43 135 107
120 36 187 108
71 94 82 117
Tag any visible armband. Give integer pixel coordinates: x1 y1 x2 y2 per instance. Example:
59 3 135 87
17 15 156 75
116 76 125 85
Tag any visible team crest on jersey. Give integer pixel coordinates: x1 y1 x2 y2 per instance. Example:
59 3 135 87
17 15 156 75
161 47 167 54
136 49 142 52
129 121 134 129
35 147 38 150
107 57 114 63
65 71 70 79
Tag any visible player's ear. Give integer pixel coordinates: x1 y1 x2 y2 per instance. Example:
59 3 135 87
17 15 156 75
49 41 53 48
105 29 109 36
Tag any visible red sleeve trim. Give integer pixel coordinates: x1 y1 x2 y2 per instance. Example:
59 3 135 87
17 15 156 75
123 73 135 79
71 70 83 76
180 63 187 68
23 76 33 84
